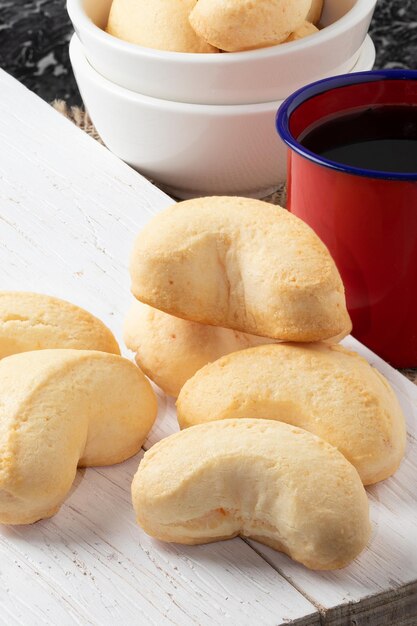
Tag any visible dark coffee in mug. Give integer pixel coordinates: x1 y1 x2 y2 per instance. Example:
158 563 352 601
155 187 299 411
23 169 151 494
299 105 417 174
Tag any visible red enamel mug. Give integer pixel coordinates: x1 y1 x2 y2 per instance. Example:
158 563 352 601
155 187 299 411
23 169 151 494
276 70 417 368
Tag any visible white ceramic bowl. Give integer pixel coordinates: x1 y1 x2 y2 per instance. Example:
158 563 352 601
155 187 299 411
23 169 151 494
67 0 377 105
70 34 375 199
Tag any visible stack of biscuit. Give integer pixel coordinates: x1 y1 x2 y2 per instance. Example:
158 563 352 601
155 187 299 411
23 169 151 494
127 195 407 570
0 292 157 524
106 0 323 53
0 194 406 573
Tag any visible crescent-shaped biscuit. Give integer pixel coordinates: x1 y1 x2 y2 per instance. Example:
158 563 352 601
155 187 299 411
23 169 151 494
124 302 348 396
189 0 311 51
123 300 273 396
0 292 120 358
132 419 371 570
129 197 352 342
107 0 218 53
177 343 407 485
0 349 157 524
285 21 319 42
307 0 323 24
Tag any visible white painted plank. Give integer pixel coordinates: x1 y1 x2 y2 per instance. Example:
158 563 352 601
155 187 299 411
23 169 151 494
0 70 318 626
1 454 318 626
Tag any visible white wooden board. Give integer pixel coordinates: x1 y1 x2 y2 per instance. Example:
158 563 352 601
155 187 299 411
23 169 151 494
0 69 416 626
0 69 319 626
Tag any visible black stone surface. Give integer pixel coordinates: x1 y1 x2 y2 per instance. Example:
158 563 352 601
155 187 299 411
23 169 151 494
0 0 416 106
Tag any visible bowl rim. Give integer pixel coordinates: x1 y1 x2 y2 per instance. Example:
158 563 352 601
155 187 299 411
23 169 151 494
70 33 373 113
70 33 281 112
276 69 417 181
67 0 377 64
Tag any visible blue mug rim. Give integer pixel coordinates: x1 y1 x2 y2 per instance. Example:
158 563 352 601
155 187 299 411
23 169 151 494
276 69 417 182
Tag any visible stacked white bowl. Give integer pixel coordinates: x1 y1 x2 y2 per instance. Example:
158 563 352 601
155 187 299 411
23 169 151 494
67 0 377 198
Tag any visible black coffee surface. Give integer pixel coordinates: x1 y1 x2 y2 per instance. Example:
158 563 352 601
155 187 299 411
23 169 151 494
299 105 417 173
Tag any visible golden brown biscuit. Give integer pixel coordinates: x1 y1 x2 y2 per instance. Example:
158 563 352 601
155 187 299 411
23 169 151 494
307 0 323 24
123 300 274 396
0 292 120 358
132 419 371 570
285 21 319 42
189 0 311 51
124 302 348 396
107 0 218 53
177 343 407 485
130 197 352 342
0 349 157 525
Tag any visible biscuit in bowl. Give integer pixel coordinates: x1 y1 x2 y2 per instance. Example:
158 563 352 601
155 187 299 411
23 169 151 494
107 0 218 53
0 291 120 358
129 197 352 342
177 343 407 485
132 419 371 570
189 0 311 51
286 21 319 42
0 349 157 524
307 0 323 24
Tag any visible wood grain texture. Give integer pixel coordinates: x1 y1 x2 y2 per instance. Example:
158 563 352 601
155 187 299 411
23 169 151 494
0 69 416 625
0 70 319 626
0 454 319 626
322 582 417 626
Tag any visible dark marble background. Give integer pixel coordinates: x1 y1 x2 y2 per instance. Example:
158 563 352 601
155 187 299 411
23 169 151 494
0 0 416 106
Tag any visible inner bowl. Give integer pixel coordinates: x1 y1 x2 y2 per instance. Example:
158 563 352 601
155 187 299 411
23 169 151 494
67 0 377 104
